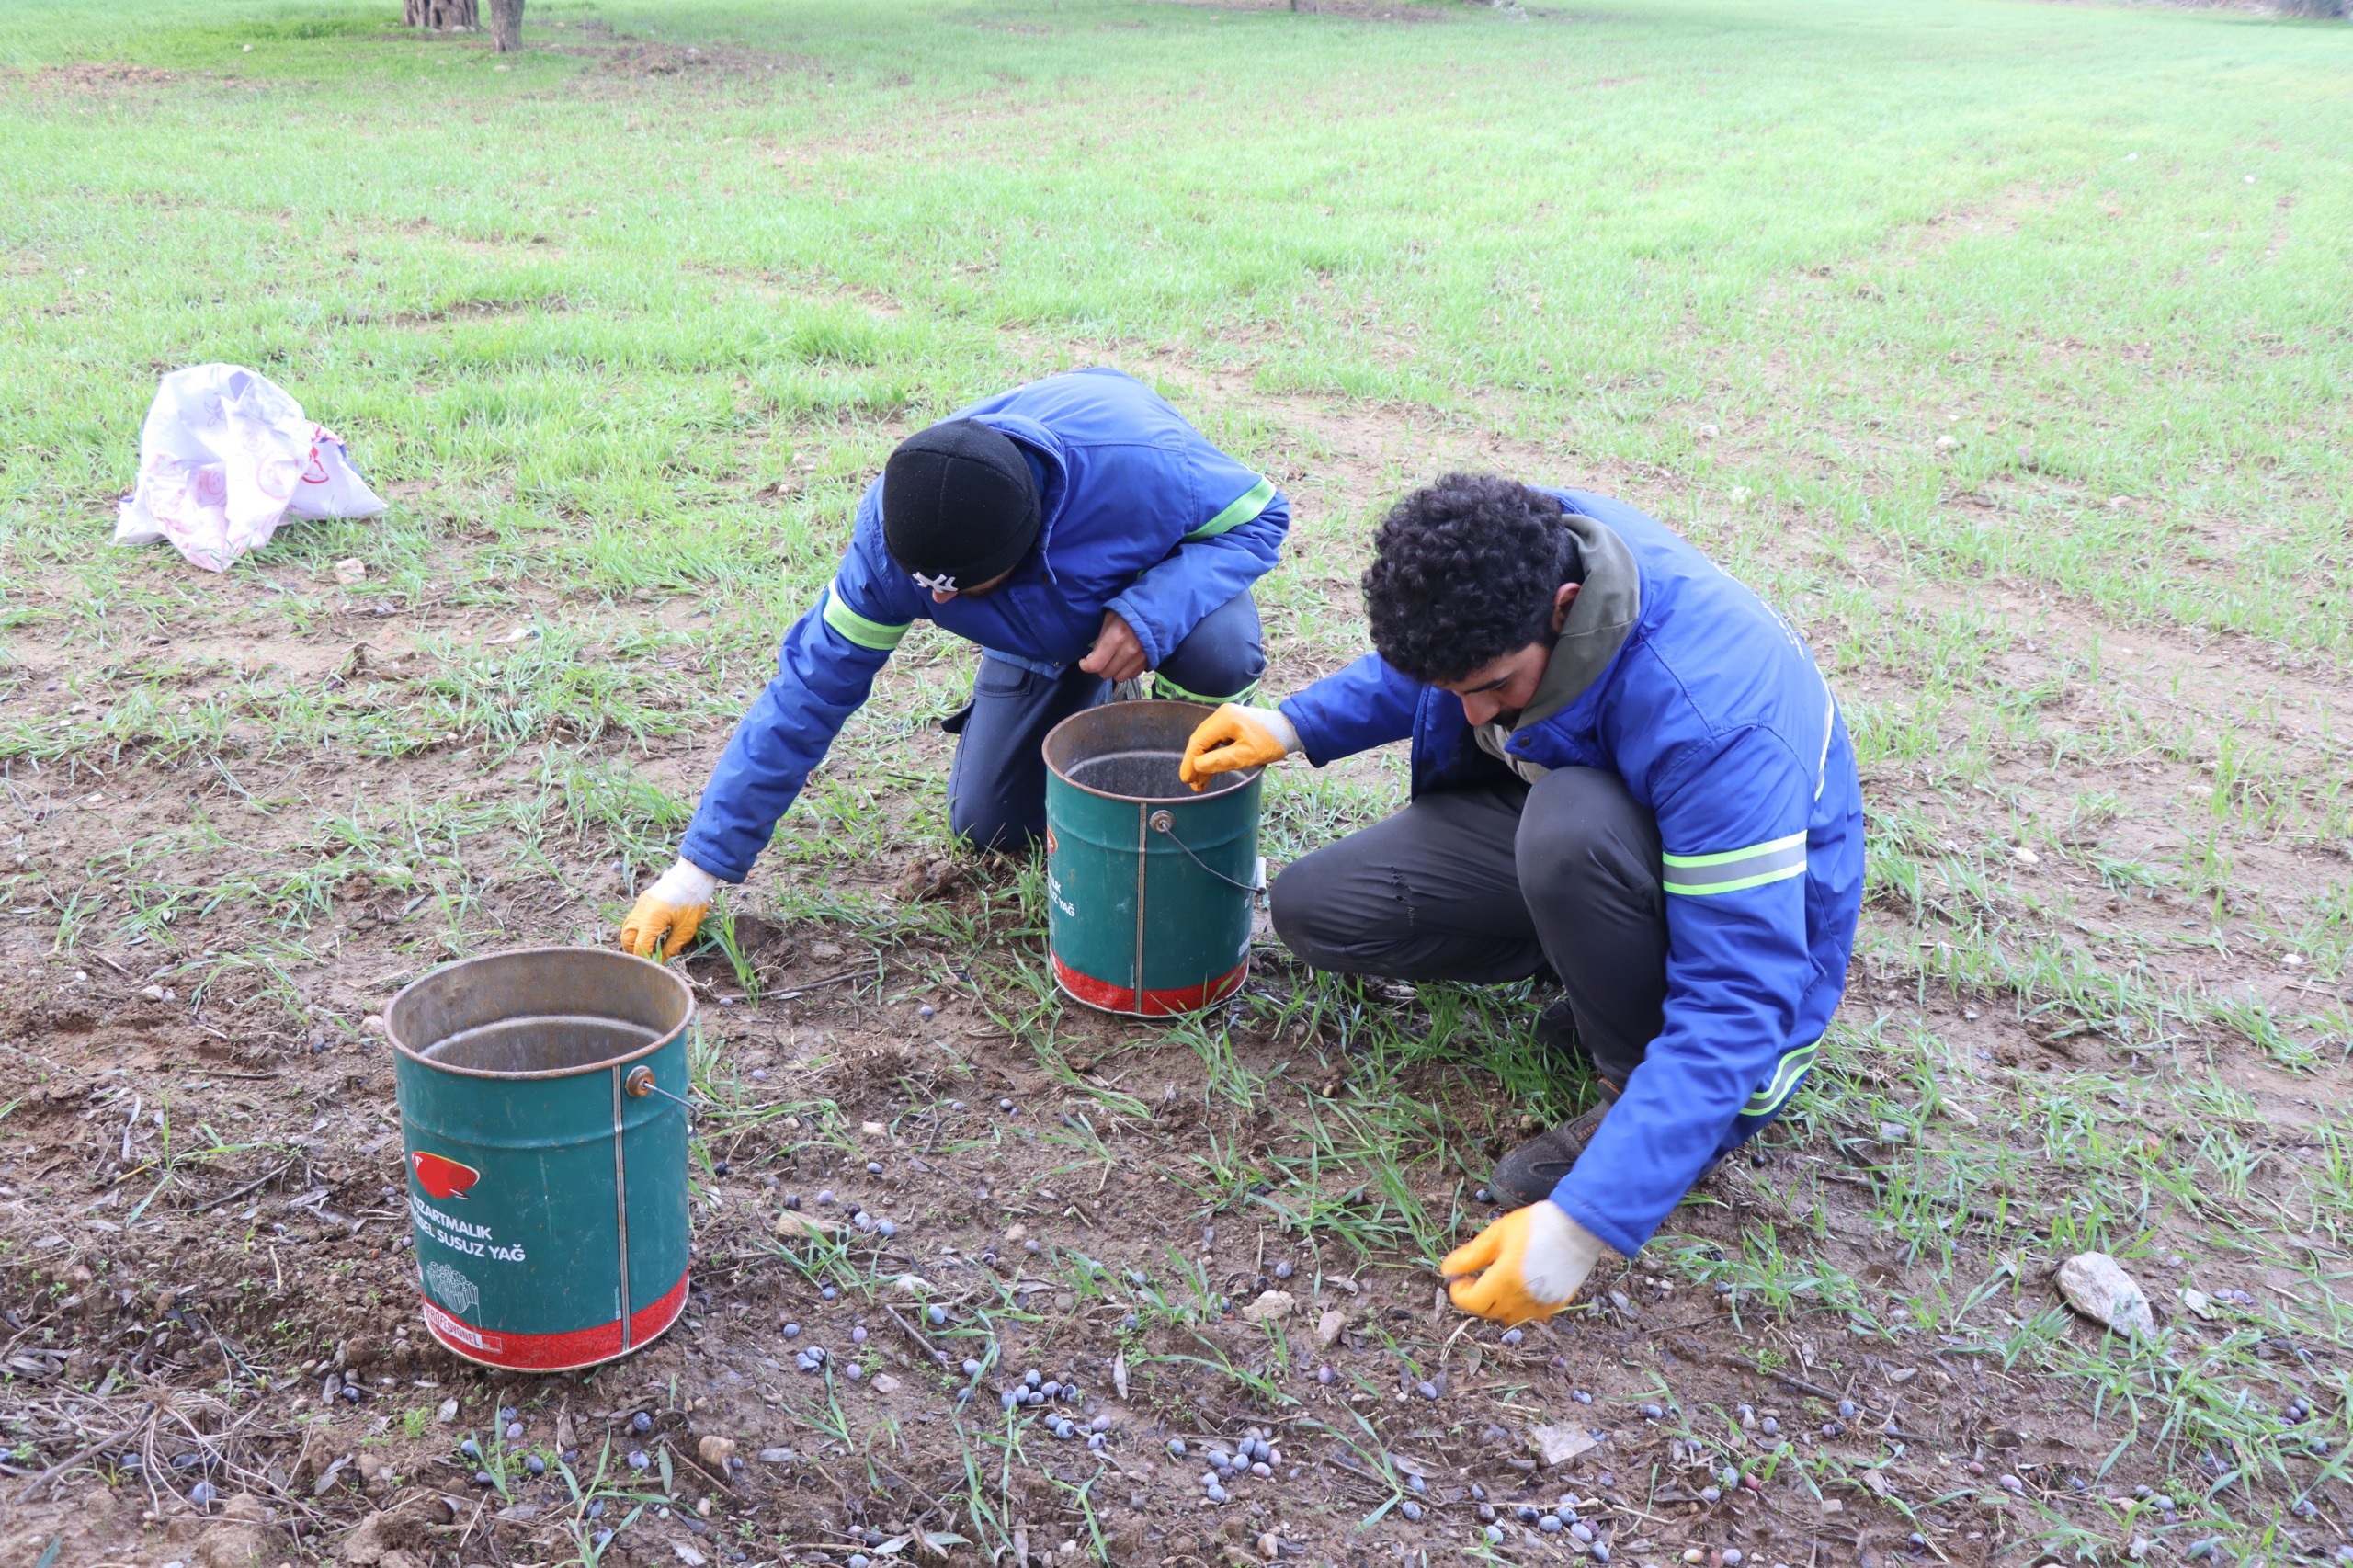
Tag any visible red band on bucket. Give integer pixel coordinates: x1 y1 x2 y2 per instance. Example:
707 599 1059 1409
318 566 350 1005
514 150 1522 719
419 1272 690 1371
1052 956 1246 1017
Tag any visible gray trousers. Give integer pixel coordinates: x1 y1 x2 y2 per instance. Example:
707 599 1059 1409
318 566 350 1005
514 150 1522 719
1268 768 1668 1087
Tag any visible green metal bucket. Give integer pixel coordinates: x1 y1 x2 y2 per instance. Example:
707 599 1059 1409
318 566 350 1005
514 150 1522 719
388 948 695 1372
1042 699 1264 1017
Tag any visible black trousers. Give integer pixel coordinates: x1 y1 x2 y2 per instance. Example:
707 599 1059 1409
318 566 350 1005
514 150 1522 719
1268 768 1668 1087
944 592 1265 851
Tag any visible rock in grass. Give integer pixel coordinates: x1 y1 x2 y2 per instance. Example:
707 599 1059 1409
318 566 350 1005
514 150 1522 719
1530 1426 1599 1467
2056 1252 2156 1337
1240 1290 1295 1324
1315 1309 1347 1348
773 1210 841 1241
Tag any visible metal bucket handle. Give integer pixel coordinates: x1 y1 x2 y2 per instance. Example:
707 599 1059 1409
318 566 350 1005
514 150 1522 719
624 1064 699 1119
1148 809 1266 896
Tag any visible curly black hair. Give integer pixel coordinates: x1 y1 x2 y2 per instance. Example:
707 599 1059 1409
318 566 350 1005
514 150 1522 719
1361 473 1585 684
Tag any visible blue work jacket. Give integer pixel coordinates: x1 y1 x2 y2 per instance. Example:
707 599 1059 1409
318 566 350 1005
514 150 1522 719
681 369 1289 881
1279 489 1865 1257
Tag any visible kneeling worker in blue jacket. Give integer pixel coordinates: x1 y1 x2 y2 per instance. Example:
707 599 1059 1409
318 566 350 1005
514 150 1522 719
1178 473 1863 1324
619 369 1289 957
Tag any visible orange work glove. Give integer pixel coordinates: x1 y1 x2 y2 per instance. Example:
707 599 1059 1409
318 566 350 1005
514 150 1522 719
1177 703 1298 791
618 858 720 960
1440 1200 1607 1325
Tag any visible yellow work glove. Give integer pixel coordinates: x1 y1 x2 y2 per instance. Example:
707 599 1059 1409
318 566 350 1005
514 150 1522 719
619 858 720 960
1440 1200 1607 1325
1178 703 1299 791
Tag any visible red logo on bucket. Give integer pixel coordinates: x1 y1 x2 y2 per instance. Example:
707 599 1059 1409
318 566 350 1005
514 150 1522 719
1046 826 1058 855
411 1151 481 1201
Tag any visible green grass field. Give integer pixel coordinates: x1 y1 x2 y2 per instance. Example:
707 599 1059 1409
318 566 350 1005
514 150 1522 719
4 0 2353 1562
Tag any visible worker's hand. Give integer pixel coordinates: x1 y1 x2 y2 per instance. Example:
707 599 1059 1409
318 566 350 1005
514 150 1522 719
1440 1200 1606 1325
1178 703 1298 790
619 858 721 960
1078 610 1149 683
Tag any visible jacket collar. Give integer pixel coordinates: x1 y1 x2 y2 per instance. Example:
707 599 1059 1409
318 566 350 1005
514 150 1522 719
1514 511 1641 732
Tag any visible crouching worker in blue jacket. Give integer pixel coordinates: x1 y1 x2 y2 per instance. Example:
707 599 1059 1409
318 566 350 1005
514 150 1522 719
619 369 1289 959
1177 474 1863 1324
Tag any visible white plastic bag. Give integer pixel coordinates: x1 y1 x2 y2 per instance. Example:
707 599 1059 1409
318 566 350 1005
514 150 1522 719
114 363 387 573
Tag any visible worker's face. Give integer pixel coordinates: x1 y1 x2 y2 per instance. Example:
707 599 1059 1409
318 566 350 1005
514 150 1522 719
929 567 1015 606
1433 582 1581 727
1438 644 1552 727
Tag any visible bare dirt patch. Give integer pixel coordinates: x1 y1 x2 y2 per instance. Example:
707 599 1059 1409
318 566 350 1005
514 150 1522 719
578 40 817 80
380 294 570 328
23 62 179 93
0 885 2092 1568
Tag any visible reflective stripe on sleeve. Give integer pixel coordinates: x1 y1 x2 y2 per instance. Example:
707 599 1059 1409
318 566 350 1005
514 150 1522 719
1185 476 1277 541
1660 830 1807 896
821 584 911 653
1149 671 1261 706
1743 1041 1817 1118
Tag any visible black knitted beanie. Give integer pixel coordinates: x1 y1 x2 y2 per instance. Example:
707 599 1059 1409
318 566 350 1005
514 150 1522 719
881 420 1041 591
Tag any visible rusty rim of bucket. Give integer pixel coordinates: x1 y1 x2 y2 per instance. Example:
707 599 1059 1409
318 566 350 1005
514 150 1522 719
386 947 695 1082
1042 699 1261 804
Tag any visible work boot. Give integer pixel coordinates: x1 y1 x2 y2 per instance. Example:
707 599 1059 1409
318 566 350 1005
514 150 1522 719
1532 997 1577 1059
1489 1084 1620 1210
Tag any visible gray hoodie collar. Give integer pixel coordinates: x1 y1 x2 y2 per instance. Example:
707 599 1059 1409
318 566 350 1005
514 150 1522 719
1515 512 1641 732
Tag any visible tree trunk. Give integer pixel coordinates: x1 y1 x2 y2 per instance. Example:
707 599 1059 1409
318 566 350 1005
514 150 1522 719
488 0 524 51
404 0 476 29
